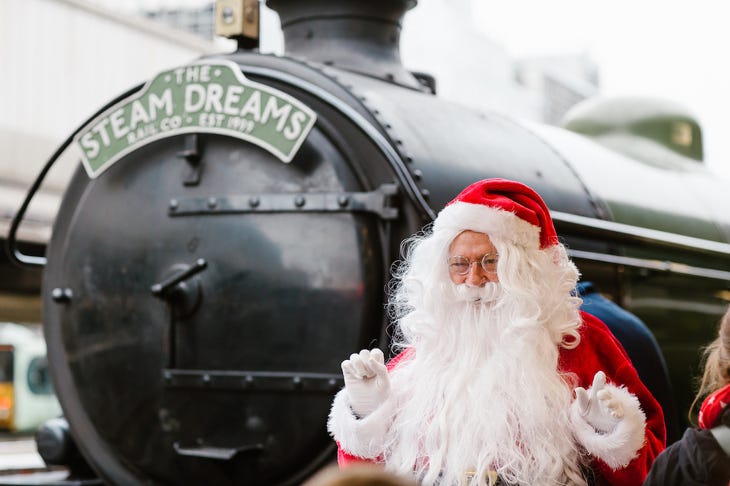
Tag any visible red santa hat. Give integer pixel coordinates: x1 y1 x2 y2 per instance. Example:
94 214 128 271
433 178 559 250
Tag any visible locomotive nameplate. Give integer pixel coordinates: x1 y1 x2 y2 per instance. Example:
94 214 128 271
74 60 317 179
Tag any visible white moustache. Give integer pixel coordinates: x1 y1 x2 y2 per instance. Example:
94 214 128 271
453 282 503 303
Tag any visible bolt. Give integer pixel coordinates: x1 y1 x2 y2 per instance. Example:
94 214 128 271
221 6 234 24
51 288 73 304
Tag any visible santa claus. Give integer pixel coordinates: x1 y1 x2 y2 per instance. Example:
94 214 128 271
327 179 665 485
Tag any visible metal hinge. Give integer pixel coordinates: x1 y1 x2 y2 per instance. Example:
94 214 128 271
162 369 343 393
168 183 399 220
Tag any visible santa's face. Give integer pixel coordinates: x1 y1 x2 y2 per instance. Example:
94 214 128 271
447 230 499 286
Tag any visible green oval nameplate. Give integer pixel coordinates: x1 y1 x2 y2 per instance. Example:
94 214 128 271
75 60 317 179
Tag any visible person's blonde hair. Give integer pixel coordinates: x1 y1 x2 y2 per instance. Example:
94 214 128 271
689 304 730 423
303 464 418 486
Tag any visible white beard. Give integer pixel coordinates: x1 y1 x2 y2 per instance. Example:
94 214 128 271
383 295 586 486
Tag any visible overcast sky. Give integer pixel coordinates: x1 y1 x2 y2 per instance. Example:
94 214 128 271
469 0 730 177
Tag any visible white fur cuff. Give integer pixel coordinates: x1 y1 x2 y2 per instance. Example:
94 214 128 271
569 383 646 469
327 389 395 460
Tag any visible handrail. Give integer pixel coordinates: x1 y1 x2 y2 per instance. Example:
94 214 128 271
567 249 730 282
552 210 730 259
5 84 144 268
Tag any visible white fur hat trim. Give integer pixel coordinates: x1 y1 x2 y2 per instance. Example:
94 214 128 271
434 202 542 250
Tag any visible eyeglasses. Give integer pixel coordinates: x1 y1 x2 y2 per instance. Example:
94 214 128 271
447 254 499 276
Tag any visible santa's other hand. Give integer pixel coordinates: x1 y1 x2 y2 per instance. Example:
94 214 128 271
574 371 622 433
341 348 391 418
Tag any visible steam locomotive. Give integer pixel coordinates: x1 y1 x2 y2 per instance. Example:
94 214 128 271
6 0 730 484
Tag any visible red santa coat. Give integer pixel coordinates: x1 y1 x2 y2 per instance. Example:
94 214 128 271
335 311 666 486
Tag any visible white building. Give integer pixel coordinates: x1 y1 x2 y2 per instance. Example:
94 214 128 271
0 0 231 247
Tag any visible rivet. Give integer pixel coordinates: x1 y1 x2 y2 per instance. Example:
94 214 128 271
249 196 260 208
207 197 218 209
51 287 72 303
412 169 423 180
294 195 306 208
337 195 349 207
169 199 179 210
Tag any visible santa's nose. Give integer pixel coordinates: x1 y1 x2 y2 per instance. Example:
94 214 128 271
465 262 487 286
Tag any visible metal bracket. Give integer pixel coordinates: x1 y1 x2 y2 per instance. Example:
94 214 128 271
168 183 399 220
178 134 202 187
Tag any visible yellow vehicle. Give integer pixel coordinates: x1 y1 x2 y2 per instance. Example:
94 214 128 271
0 323 60 432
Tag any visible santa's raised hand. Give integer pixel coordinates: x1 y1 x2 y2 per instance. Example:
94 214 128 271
341 348 391 418
574 371 624 432
570 370 647 469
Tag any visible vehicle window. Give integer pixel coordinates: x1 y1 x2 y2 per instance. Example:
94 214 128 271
0 348 12 383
